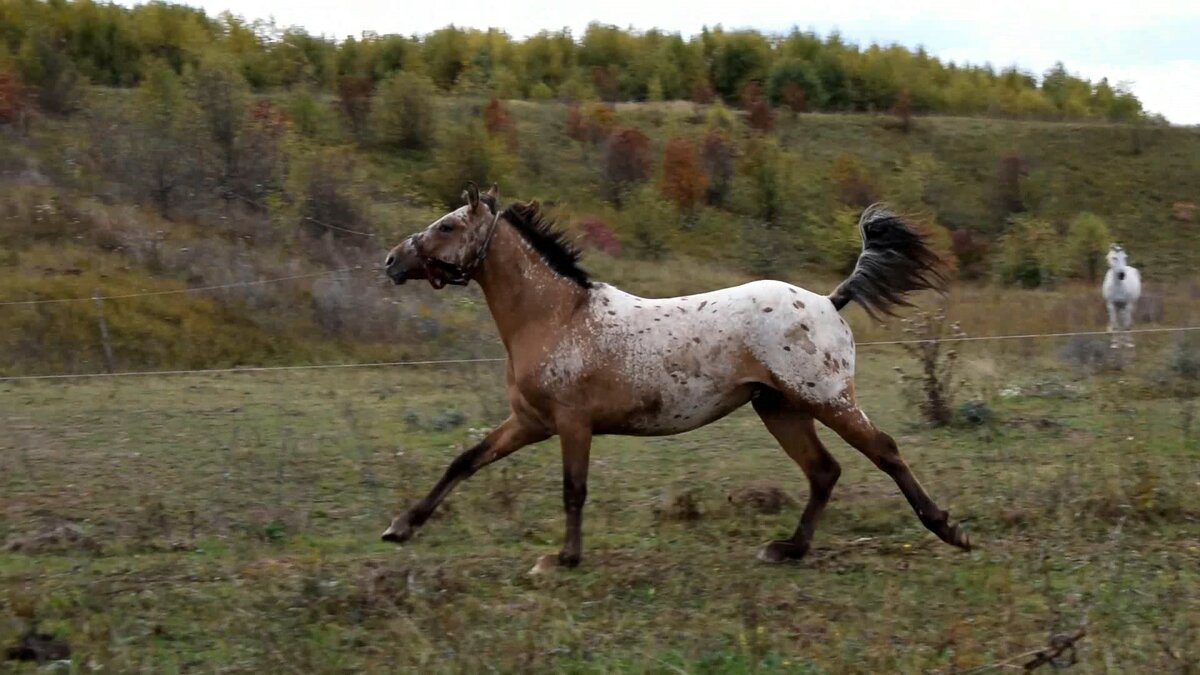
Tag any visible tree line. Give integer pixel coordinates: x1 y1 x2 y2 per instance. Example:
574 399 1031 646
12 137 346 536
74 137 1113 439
1 0 1149 122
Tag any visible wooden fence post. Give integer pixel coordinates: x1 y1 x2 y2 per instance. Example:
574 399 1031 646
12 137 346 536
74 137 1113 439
93 289 114 373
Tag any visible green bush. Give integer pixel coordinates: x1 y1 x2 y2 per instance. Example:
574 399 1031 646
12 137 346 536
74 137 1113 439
1063 212 1111 281
994 214 1060 287
371 71 437 151
424 120 512 208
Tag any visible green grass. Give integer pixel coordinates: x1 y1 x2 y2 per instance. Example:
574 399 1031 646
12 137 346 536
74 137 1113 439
2 336 1198 672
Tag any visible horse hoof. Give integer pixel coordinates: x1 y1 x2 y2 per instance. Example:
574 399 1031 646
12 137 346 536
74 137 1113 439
949 523 972 551
380 524 413 544
529 554 558 576
756 540 807 563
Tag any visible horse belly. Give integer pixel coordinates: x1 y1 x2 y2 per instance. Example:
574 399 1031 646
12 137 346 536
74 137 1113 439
614 381 755 436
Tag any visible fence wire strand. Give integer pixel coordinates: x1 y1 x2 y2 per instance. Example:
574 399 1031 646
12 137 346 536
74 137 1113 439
1 325 1196 383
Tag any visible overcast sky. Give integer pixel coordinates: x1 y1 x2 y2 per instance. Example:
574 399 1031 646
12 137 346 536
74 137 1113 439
129 0 1200 124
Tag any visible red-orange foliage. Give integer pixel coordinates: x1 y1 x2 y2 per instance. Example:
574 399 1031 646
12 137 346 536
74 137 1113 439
0 71 29 127
691 80 715 104
831 154 879 207
742 81 773 132
950 229 991 279
248 100 289 133
592 65 620 102
892 87 913 133
566 102 615 146
659 137 709 211
336 75 374 140
484 97 517 150
603 127 651 201
782 82 807 115
566 103 585 141
577 216 622 256
996 152 1026 215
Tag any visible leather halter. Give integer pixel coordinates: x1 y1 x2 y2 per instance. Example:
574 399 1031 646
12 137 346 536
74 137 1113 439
419 206 502 287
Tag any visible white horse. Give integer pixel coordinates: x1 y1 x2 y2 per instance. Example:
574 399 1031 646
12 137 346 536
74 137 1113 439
1101 244 1141 349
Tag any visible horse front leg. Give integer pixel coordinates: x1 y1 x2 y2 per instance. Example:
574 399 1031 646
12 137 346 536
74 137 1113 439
382 415 548 544
532 423 592 573
1106 302 1120 349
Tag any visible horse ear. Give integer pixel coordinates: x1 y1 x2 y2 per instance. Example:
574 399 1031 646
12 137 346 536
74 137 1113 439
462 182 480 211
487 183 499 200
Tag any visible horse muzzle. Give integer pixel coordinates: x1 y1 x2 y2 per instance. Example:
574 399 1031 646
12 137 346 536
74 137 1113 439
384 239 426 286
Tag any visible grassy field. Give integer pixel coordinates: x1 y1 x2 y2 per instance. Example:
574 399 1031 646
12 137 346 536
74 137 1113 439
3 324 1198 672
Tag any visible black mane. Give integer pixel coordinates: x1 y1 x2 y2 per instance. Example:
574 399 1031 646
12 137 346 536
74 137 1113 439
502 201 591 288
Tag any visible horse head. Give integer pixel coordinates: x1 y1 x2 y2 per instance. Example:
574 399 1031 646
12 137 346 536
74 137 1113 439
385 182 500 289
1106 243 1128 273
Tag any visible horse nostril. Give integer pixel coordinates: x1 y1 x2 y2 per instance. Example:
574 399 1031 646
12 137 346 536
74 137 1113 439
385 254 395 268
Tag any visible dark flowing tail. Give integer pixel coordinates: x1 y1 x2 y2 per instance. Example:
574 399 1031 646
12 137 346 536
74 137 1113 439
828 203 945 320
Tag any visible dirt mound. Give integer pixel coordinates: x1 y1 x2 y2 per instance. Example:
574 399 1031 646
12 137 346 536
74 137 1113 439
728 482 795 515
653 488 704 522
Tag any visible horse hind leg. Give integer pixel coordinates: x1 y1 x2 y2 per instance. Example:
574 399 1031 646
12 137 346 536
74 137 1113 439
751 393 841 563
815 401 971 552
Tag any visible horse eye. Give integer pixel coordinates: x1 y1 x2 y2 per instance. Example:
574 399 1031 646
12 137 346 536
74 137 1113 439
437 222 455 233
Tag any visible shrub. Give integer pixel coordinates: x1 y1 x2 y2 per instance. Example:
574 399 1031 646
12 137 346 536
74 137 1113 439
891 88 913 133
603 127 651 205
284 87 338 140
994 214 1059 287
894 306 966 427
995 152 1027 217
336 75 374 142
577 217 622 256
188 51 250 189
767 59 822 111
741 81 772 132
738 136 789 225
425 120 511 208
950 229 991 280
659 137 708 213
0 70 29 129
290 146 369 238
482 97 517 150
1063 212 1111 281
15 28 80 115
700 130 736 206
831 154 879 208
370 71 436 151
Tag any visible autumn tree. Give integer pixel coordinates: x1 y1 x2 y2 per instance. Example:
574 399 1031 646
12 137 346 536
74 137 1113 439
700 129 735 206
0 71 29 131
483 96 517 150
995 152 1027 218
741 81 773 132
659 137 708 214
603 127 651 205
336 75 375 143
892 87 913 133
830 154 879 208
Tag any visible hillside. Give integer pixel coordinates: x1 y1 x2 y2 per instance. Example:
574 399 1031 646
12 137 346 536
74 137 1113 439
2 89 1198 377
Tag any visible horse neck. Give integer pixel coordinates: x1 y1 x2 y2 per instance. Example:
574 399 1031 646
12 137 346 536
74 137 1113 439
474 223 587 349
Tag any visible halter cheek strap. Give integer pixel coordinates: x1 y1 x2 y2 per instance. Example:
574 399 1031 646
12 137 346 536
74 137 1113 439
462 209 503 279
419 207 502 287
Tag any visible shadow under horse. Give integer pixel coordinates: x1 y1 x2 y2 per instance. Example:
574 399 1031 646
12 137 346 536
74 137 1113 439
383 182 971 571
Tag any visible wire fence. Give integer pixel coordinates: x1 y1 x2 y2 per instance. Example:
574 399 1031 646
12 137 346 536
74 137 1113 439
1 325 1196 383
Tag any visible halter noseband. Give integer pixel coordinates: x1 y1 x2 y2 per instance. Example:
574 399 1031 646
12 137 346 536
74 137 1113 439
419 207 502 287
